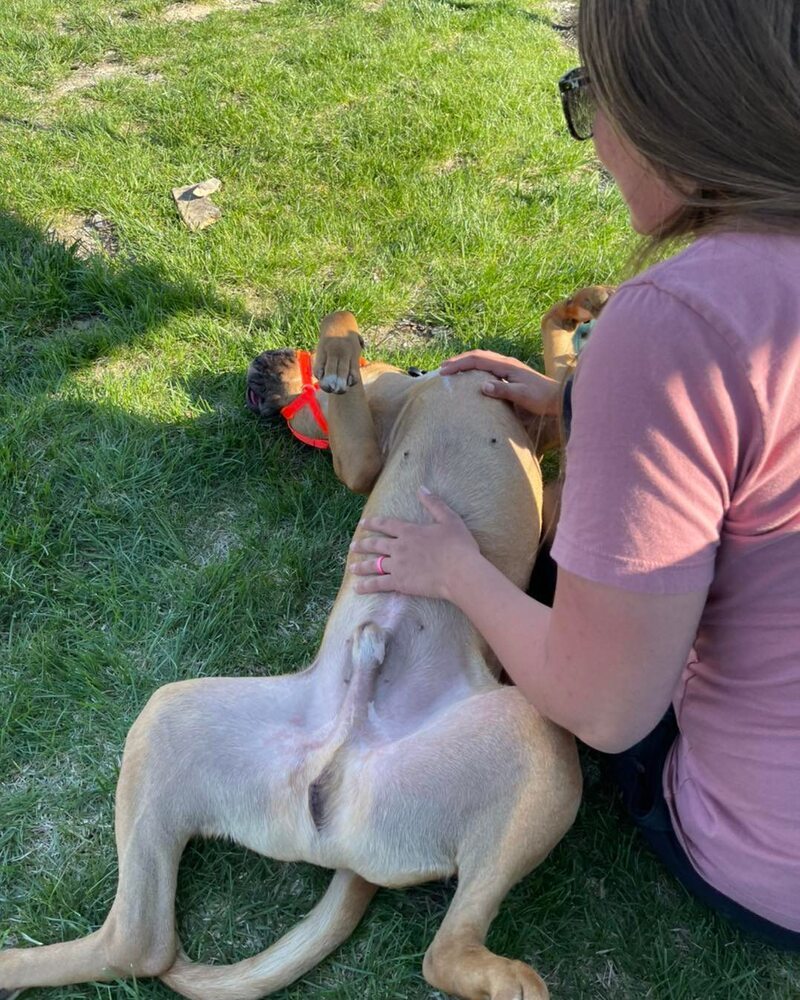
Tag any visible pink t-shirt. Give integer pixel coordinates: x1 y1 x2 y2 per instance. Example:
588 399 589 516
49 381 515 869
551 231 800 930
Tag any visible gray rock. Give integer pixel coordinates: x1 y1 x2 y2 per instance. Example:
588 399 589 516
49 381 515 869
172 179 223 231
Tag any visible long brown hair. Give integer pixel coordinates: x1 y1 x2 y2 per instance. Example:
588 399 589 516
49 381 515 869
578 0 800 246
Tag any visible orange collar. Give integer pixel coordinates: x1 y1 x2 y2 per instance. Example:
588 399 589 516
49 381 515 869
280 350 366 450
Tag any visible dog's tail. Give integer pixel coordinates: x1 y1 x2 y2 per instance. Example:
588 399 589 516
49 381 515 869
161 868 376 1000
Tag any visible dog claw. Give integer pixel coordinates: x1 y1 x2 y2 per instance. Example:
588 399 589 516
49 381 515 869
320 376 348 394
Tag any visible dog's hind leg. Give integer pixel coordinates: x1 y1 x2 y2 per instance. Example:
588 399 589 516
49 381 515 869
0 699 190 993
418 698 580 1000
160 868 377 1000
421 851 552 1000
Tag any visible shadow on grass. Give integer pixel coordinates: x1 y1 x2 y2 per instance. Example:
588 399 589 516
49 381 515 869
0 208 252 394
430 0 566 29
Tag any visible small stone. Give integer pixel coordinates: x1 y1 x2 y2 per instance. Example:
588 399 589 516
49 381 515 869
191 177 221 197
172 180 223 232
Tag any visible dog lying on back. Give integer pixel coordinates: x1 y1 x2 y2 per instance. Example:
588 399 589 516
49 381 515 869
0 287 611 1000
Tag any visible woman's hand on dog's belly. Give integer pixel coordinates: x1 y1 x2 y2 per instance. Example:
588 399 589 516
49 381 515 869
350 488 482 600
440 350 560 416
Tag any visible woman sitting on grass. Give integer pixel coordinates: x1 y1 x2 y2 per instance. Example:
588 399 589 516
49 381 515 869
349 0 800 947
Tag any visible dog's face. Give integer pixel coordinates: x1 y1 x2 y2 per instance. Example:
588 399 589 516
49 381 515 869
246 348 301 419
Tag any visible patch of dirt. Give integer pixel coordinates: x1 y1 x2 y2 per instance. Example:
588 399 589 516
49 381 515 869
47 212 121 259
550 1 578 48
569 161 616 192
51 53 164 98
162 0 276 23
118 120 150 137
432 153 476 175
369 317 452 354
70 313 105 331
53 58 128 97
191 509 243 566
235 285 279 317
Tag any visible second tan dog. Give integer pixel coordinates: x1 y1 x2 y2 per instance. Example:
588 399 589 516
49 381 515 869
0 289 610 1000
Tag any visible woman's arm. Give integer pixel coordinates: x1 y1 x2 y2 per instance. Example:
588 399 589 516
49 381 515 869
351 491 705 752
451 551 705 752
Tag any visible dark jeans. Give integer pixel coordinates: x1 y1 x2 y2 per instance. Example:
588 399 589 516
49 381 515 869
527 543 800 951
606 706 800 950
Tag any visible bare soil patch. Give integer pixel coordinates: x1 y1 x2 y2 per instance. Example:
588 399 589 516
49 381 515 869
190 509 244 566
51 53 163 98
369 317 452 354
432 153 477 175
48 212 121 259
53 58 129 97
162 0 276 23
550 1 577 47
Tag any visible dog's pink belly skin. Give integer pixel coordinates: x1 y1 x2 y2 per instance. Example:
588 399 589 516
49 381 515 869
215 672 485 871
159 647 479 868
153 585 548 886
320 687 551 885
232 685 550 888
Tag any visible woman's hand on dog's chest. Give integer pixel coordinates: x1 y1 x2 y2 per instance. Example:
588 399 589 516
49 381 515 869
349 488 481 601
440 350 561 416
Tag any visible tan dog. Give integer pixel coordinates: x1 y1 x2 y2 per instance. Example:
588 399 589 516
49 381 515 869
0 291 610 1000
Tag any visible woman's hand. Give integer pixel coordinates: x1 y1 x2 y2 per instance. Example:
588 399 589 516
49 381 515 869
439 350 560 416
349 488 481 600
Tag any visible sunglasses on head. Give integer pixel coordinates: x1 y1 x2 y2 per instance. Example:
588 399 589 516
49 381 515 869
559 66 594 141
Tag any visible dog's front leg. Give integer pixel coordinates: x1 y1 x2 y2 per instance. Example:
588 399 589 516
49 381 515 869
540 284 615 383
314 311 383 494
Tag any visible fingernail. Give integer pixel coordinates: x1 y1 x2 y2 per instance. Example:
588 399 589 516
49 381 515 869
483 382 495 394
419 484 432 495
349 542 356 549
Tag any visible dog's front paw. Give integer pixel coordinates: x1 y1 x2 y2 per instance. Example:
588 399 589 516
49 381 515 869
314 311 364 394
567 283 615 317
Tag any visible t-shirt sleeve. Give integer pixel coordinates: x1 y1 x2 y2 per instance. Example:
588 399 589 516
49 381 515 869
550 281 758 594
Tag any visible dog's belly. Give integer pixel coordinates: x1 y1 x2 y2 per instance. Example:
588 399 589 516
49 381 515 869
224 679 480 871
234 686 549 888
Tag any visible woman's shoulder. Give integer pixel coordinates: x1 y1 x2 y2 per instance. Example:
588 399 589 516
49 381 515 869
636 229 800 283
581 230 800 442
619 231 800 355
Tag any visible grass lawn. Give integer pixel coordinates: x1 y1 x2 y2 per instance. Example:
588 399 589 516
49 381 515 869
1 0 798 998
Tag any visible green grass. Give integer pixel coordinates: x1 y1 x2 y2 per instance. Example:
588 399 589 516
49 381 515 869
0 1 798 998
